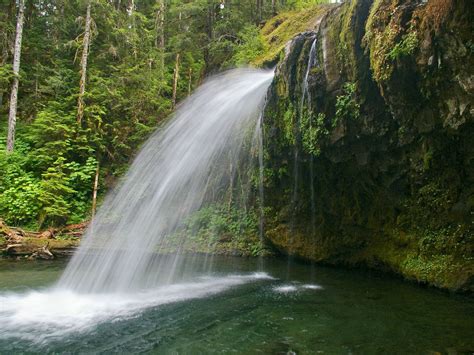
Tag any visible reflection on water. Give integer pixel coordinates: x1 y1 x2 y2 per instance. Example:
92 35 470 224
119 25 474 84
0 256 473 354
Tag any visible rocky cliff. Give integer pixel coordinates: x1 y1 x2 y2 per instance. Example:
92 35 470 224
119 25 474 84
261 0 473 292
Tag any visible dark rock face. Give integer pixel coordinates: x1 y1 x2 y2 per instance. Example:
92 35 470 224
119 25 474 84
262 0 473 292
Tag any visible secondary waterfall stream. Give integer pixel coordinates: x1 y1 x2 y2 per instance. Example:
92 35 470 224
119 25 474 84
0 68 275 340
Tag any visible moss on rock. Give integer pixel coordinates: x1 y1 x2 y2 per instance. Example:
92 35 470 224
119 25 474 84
253 4 333 67
261 0 474 293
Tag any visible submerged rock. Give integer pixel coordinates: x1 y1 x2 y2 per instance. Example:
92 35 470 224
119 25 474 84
261 0 473 292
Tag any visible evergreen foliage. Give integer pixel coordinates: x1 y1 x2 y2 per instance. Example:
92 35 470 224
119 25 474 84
0 0 328 228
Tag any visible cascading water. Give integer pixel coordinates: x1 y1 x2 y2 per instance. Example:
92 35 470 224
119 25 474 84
301 37 318 109
287 34 319 279
58 68 274 293
304 37 319 236
289 34 318 258
291 35 318 213
0 68 275 340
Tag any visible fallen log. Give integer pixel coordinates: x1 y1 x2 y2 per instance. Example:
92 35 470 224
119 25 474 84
1 219 87 259
5 244 24 253
61 221 89 232
28 243 54 260
0 219 88 241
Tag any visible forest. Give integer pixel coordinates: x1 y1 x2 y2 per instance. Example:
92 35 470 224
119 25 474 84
0 0 324 229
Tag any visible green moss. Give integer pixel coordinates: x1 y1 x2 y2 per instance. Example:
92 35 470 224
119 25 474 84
309 66 323 75
387 31 419 60
332 215 468 287
423 149 434 171
21 237 80 250
252 5 331 67
368 25 399 81
336 0 359 81
283 104 297 145
364 0 385 42
364 0 420 82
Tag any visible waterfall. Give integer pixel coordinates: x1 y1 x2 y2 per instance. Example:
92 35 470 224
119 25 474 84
57 68 274 293
0 68 275 342
304 37 319 237
291 35 318 227
301 36 318 110
288 35 318 270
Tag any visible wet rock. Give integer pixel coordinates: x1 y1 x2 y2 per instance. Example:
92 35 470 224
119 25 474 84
261 0 474 292
414 108 436 133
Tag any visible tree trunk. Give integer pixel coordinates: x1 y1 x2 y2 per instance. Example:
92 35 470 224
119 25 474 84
77 2 92 124
256 0 261 25
127 0 134 16
172 53 180 108
272 0 276 15
155 0 165 49
204 1 214 72
155 0 165 80
187 67 192 96
6 0 25 153
91 162 100 219
0 35 8 109
159 0 165 51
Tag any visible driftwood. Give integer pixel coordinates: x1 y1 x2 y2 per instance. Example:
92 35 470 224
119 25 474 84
0 219 88 242
28 243 55 260
5 244 23 253
0 219 24 243
6 242 54 259
1 219 87 259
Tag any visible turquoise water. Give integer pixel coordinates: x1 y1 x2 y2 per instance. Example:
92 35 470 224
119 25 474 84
0 256 473 354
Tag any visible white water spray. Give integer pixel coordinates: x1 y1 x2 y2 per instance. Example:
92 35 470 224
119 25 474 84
0 69 275 341
58 68 274 293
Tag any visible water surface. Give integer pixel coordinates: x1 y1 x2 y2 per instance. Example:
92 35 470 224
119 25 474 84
0 256 472 354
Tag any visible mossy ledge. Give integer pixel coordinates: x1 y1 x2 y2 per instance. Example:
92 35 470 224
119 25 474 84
261 0 473 293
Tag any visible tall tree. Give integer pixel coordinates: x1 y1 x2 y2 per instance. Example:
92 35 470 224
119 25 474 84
77 2 92 124
172 52 180 108
6 0 25 152
256 0 262 24
91 162 99 219
155 0 165 75
187 67 192 96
